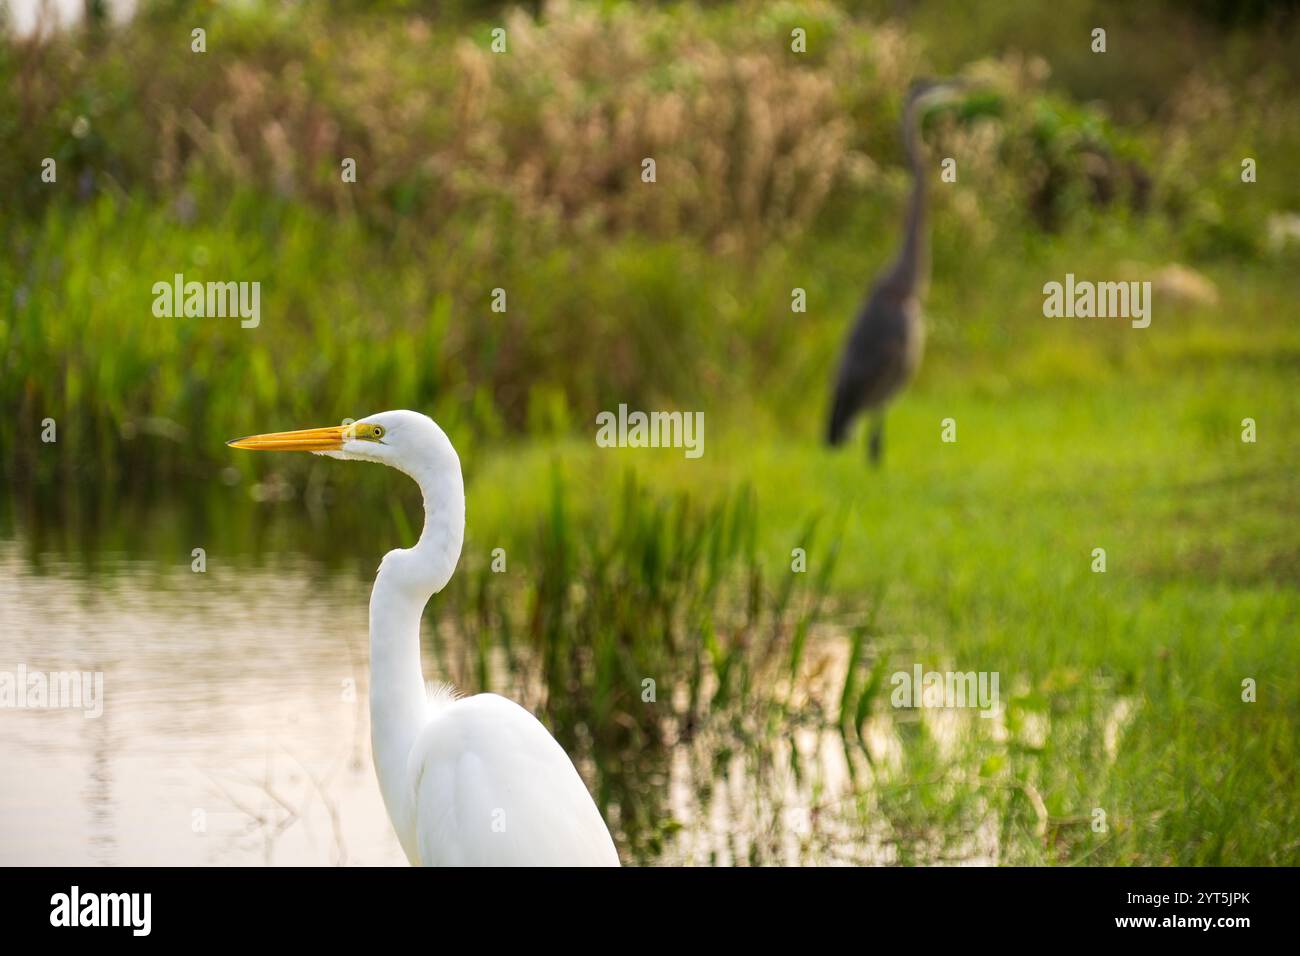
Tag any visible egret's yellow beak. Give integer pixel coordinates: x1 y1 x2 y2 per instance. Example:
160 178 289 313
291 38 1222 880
226 423 349 453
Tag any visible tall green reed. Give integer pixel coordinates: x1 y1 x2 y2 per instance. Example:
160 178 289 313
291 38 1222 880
431 469 851 861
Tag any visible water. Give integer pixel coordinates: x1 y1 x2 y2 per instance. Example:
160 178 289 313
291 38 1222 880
0 540 406 865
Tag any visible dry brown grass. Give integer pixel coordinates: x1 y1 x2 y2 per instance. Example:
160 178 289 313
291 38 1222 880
4 2 929 246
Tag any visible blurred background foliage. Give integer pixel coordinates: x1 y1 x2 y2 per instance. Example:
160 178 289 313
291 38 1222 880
3 0 1298 482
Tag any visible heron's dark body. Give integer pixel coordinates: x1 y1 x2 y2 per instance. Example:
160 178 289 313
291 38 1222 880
827 276 925 446
826 79 956 461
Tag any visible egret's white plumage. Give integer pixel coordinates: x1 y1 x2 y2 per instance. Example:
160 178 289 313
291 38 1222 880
229 410 619 866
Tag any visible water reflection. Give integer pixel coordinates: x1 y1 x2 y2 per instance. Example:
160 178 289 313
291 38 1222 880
0 541 406 865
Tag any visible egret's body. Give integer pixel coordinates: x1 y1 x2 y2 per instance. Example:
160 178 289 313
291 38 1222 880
230 410 618 867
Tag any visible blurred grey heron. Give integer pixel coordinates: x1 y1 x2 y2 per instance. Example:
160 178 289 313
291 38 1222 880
826 77 968 464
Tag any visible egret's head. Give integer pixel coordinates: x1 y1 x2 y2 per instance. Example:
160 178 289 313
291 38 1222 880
227 409 457 477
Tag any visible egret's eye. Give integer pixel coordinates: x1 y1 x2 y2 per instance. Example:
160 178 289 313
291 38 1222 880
372 426 384 439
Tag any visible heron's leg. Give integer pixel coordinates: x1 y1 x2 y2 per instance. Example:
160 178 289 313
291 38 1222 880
868 417 884 466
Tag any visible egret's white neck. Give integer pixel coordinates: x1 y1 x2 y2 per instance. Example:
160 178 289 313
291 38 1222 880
367 450 465 864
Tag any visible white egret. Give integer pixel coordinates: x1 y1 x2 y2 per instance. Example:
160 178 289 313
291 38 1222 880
228 410 619 866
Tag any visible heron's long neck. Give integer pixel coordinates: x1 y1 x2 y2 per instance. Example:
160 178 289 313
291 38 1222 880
893 98 929 293
367 456 465 861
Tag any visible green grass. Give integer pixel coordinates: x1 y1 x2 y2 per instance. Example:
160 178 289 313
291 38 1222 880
449 354 1298 863
385 373 1297 866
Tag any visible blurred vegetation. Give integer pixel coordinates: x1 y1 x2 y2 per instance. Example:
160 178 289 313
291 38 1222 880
3 0 1298 478
2 0 1299 865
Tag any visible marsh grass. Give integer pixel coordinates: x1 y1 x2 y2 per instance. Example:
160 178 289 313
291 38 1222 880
428 471 860 862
